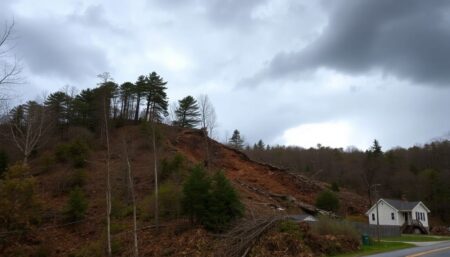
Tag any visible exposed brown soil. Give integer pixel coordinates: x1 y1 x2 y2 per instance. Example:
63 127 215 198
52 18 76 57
1 124 368 256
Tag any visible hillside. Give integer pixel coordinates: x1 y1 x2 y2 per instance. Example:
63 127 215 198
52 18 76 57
0 124 368 256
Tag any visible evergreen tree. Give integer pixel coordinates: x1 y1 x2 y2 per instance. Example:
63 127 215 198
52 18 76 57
133 75 146 122
0 164 40 230
45 91 72 127
64 187 88 221
144 72 168 122
174 95 201 128
119 82 135 120
204 171 243 231
315 190 340 212
256 139 265 150
228 129 244 150
181 166 211 224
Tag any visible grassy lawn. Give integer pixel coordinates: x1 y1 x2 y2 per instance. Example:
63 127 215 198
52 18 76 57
383 234 450 242
331 241 414 257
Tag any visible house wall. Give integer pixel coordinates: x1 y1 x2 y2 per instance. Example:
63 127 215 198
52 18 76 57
412 204 429 227
367 201 400 226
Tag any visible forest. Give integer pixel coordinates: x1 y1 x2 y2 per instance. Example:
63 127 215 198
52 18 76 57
244 138 450 223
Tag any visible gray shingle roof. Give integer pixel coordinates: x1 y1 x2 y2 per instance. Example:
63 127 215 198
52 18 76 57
383 199 420 211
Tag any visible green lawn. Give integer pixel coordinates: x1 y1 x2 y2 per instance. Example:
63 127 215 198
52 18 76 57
383 234 450 242
331 241 414 257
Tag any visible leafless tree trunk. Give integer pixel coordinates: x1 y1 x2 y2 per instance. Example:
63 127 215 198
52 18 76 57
1 20 22 101
103 99 112 257
151 121 159 228
198 94 217 168
123 139 139 257
8 102 52 164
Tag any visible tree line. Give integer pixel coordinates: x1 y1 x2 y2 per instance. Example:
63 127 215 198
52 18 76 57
244 139 450 223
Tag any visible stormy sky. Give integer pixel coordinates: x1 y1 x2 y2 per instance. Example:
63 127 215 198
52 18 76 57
2 0 450 150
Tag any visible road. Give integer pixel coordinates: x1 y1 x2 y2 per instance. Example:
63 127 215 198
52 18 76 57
366 241 450 257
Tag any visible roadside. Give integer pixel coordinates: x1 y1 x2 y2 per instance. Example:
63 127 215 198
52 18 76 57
333 234 450 257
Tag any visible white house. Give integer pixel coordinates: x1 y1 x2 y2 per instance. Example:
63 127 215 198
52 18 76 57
366 199 430 233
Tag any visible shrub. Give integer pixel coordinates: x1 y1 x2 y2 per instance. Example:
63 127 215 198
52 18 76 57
160 153 185 181
0 164 40 230
37 152 56 173
64 187 88 222
203 171 244 232
311 216 359 241
182 167 243 231
55 139 89 168
68 169 86 188
181 166 211 224
315 190 340 212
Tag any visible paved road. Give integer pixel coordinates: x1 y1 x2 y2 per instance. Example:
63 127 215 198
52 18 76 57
366 241 450 257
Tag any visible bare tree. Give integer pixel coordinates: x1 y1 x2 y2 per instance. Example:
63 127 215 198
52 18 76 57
103 99 112 257
123 139 139 257
8 101 52 164
0 20 22 101
197 94 217 168
198 94 217 138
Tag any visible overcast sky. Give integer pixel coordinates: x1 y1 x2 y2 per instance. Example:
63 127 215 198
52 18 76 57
2 0 450 150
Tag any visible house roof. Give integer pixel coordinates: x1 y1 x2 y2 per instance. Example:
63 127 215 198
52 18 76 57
383 199 420 211
365 198 430 215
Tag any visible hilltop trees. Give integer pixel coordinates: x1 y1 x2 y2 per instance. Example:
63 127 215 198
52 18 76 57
363 139 384 205
174 95 201 128
144 72 168 122
228 129 245 150
8 101 53 164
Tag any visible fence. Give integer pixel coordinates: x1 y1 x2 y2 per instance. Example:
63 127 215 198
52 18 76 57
351 222 401 238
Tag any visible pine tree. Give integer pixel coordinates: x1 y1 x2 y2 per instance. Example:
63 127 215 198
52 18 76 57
204 171 243 231
228 129 244 150
133 75 146 122
181 166 211 224
144 72 168 122
174 96 201 128
315 190 339 212
64 187 88 221
45 91 72 128
256 139 265 150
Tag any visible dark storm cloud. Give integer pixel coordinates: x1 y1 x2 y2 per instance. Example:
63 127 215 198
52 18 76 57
251 0 450 87
16 17 110 81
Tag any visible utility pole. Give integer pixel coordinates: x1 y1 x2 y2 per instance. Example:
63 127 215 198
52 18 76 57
372 184 381 243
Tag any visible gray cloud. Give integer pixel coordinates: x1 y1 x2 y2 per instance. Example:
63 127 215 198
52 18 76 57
16 17 110 82
251 0 450 87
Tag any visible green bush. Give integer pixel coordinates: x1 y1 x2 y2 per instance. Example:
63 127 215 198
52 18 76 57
182 166 211 224
38 152 55 173
160 153 185 181
64 187 88 222
315 190 340 212
0 164 41 230
182 167 243 232
203 171 244 232
278 220 302 238
55 139 89 168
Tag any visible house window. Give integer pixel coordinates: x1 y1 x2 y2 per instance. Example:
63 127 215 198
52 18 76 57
372 213 375 221
415 212 418 220
391 213 395 220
